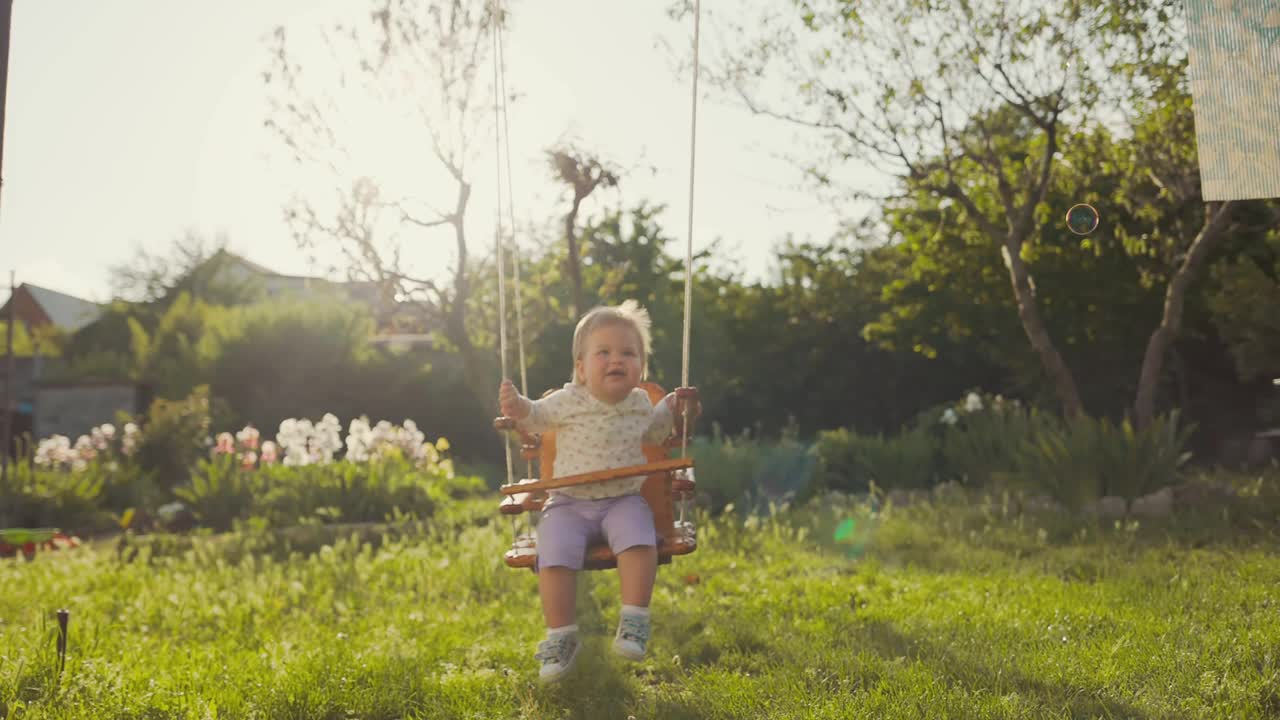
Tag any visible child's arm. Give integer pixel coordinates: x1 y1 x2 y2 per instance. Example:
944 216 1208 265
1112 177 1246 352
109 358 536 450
499 379 570 434
498 379 531 420
642 395 675 445
644 390 701 445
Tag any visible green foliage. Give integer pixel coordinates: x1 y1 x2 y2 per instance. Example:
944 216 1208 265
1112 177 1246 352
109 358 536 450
687 421 817 514
500 203 1004 442
49 349 135 383
176 454 486 532
709 238 1003 438
66 289 494 461
0 460 112 532
58 300 152 381
0 320 64 358
173 454 256 532
139 292 233 400
815 387 1194 512
932 394 1041 487
209 299 373 424
0 320 31 357
1013 411 1193 511
133 386 214 493
96 459 163 515
815 425 936 494
1208 233 1280 385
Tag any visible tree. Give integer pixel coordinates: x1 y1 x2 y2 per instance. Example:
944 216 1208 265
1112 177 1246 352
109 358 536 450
547 146 619 318
1208 232 1280 388
866 110 1178 414
703 0 1125 415
108 231 259 306
264 0 503 402
701 0 1267 427
1112 64 1255 430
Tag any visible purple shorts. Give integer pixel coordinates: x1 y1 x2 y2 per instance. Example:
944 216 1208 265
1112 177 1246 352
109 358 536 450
536 493 656 570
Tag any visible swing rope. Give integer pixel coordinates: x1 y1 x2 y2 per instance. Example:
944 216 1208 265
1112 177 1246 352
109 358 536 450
679 0 702 460
490 3 526 556
496 14 528 402
493 0 703 481
491 2 514 494
495 8 533 490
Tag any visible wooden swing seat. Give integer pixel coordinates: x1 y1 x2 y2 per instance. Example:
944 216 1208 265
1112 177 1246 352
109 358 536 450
498 383 698 571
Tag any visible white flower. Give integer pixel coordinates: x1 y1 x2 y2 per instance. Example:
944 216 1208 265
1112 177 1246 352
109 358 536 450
276 414 343 466
236 425 261 450
157 501 186 519
941 408 959 425
35 434 72 468
121 423 140 456
74 435 97 461
964 392 984 413
345 417 372 462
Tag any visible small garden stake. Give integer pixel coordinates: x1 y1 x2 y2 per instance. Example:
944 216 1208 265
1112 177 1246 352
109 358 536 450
56 608 69 674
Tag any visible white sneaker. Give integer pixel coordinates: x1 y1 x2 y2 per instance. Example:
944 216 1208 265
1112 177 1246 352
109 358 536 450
612 612 650 661
535 632 580 683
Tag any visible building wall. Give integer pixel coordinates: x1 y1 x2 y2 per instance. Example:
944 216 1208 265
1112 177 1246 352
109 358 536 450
0 357 36 408
35 384 142 440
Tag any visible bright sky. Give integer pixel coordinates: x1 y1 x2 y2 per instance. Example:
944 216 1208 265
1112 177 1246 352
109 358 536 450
1 0 864 303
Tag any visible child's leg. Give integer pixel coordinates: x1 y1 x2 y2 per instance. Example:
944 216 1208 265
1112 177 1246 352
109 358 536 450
534 571 581 684
602 495 659 605
615 544 658 606
538 566 578 627
601 495 658 660
535 499 591 629
532 499 593 682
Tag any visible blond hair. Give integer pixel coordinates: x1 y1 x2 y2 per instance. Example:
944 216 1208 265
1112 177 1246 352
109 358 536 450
571 300 652 384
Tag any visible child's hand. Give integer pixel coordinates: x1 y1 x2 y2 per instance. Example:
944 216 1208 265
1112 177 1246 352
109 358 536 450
666 388 701 423
499 379 530 420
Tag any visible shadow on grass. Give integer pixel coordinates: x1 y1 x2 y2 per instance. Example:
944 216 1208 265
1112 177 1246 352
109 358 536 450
527 637 639 719
519 573 643 720
814 500 1280 581
858 619 1171 720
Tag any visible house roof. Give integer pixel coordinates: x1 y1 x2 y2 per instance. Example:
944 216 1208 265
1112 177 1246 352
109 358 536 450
6 284 101 332
212 248 279 277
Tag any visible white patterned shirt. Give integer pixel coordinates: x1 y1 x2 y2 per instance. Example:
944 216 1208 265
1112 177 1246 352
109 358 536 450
518 382 673 501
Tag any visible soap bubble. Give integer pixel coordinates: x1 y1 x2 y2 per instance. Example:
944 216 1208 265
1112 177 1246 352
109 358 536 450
1065 203 1099 235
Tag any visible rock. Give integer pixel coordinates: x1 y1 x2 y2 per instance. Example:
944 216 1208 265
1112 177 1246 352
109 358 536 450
1172 479 1235 511
1094 496 1127 519
1131 486 1173 517
1246 431 1280 468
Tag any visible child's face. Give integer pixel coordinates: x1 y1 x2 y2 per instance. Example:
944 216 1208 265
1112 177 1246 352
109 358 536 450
576 322 643 404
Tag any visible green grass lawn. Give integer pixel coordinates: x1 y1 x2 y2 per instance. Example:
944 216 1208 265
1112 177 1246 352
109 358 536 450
2 488 1278 719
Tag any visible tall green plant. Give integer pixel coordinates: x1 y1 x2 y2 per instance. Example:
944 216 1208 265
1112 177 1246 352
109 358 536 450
174 454 256 532
689 422 818 513
816 426 935 494
134 386 214 493
175 455 486 532
0 460 108 531
934 394 1042 487
1014 411 1192 512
